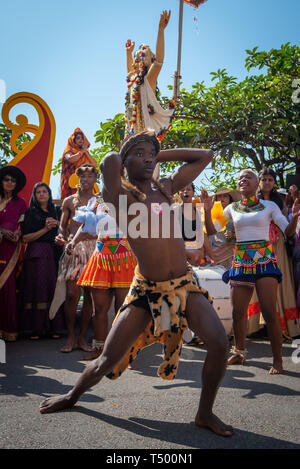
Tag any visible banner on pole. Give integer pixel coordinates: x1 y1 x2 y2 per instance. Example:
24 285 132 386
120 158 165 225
183 0 207 7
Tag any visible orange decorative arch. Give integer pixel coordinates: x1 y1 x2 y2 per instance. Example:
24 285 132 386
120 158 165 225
1 92 56 204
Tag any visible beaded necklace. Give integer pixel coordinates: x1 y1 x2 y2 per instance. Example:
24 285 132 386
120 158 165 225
233 196 265 213
124 64 176 140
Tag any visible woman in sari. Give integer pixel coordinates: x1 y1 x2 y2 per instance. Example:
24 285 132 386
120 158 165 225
0 166 27 341
19 182 65 339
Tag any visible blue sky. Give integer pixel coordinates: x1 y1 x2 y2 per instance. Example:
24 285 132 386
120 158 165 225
1 0 300 197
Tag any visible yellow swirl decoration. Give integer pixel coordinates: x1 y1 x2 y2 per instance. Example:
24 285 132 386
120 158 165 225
1 92 56 193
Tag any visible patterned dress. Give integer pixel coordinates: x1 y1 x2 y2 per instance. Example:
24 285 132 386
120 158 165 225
222 198 288 287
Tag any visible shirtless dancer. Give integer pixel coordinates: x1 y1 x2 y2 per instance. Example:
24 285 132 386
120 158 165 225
54 164 97 353
40 132 233 437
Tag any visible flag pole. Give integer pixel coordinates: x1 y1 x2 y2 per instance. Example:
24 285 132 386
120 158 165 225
174 0 184 100
173 1 207 99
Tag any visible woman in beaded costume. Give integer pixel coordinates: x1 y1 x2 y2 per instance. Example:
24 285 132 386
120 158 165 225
221 169 300 374
246 168 300 339
71 195 137 359
125 10 175 141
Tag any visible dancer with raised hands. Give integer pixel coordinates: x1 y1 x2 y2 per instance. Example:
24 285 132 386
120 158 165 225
125 10 175 141
40 131 234 438
220 169 300 374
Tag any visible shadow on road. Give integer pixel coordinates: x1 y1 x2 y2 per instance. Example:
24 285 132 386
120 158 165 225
72 405 300 449
0 336 299 403
0 337 102 404
1 335 299 449
132 340 300 400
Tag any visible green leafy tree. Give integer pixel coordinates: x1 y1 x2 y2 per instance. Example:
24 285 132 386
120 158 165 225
51 113 125 176
0 123 32 168
91 113 125 162
0 123 15 167
74 43 300 190
163 43 300 188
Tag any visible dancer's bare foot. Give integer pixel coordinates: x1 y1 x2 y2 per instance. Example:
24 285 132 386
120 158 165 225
39 393 75 414
195 412 234 437
77 337 93 353
51 333 61 339
269 360 283 374
227 354 245 366
60 336 77 353
80 348 102 361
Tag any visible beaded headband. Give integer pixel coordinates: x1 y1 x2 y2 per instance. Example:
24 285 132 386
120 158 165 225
76 164 99 178
120 130 161 161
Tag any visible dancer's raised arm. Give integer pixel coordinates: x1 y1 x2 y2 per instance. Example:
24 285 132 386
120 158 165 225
100 152 123 206
156 147 213 194
147 10 171 91
125 39 135 75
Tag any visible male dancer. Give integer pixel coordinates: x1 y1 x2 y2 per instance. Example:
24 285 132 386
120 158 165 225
40 132 233 437
50 164 97 353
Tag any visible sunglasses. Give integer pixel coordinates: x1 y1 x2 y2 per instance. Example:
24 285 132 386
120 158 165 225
2 176 16 183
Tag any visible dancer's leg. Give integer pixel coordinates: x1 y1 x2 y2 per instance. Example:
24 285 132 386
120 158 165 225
255 276 283 374
40 304 151 414
228 285 253 365
81 288 113 360
114 288 129 312
114 288 137 369
186 292 233 437
77 288 94 351
61 280 80 352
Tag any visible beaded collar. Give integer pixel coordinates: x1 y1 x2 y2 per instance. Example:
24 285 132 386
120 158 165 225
233 196 265 213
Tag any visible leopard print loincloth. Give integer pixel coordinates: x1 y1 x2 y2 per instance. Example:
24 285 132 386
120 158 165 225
107 264 212 381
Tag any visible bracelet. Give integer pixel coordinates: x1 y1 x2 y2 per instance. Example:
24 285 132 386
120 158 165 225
230 346 248 359
92 339 105 351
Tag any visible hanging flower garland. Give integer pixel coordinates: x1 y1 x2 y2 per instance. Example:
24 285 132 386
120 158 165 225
124 45 176 140
125 63 148 135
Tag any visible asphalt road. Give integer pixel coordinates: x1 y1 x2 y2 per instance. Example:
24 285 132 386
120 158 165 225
0 329 299 451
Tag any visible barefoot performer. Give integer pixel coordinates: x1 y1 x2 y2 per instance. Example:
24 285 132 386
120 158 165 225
221 169 300 374
70 196 137 360
40 131 233 438
49 164 98 353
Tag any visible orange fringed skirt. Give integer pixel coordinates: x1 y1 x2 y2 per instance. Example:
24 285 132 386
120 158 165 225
77 236 136 289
